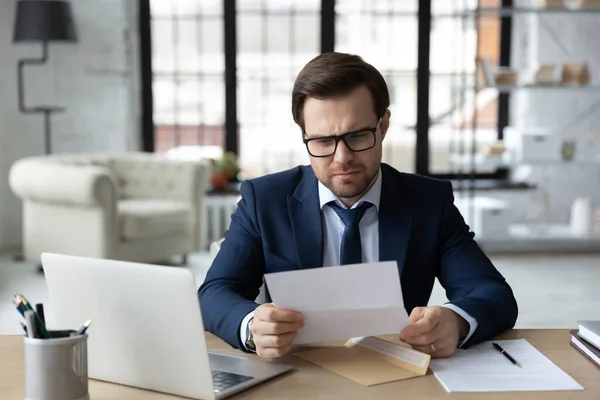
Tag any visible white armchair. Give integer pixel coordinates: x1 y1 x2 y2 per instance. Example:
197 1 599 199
9 153 208 264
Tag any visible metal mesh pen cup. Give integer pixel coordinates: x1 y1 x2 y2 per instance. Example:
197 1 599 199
24 330 89 400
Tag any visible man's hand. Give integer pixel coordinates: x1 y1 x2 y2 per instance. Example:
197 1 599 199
250 303 304 359
399 306 469 358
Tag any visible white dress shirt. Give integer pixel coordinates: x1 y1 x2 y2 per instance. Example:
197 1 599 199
240 169 478 350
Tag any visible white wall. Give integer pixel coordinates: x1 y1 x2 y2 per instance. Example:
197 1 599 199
511 4 600 224
0 0 141 251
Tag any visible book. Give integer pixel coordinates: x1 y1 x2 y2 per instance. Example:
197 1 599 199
570 329 600 368
577 320 600 351
476 56 496 88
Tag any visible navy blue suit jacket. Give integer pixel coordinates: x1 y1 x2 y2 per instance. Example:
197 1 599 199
198 164 518 350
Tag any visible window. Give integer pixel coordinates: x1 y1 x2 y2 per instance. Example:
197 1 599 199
430 0 505 175
150 0 225 155
336 0 419 173
236 0 320 178
142 0 510 179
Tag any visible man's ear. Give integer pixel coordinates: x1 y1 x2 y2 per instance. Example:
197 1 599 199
381 109 391 141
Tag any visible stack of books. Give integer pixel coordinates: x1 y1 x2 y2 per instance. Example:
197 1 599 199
570 321 600 367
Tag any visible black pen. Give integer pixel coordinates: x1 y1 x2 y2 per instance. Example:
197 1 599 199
35 303 45 325
492 342 521 368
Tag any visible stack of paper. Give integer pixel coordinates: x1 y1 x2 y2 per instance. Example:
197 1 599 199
429 339 583 392
571 329 600 367
577 320 600 350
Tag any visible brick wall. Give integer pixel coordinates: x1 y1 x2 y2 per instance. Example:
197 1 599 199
0 0 141 250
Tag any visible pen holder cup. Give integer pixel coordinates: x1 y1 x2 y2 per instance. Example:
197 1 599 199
23 330 89 400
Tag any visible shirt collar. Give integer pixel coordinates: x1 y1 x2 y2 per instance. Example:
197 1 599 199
318 168 382 210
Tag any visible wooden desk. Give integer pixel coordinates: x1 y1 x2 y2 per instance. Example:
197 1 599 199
1 330 599 399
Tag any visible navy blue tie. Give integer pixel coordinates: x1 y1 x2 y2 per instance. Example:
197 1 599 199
328 201 373 265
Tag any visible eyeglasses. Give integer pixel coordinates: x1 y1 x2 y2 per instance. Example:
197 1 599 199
303 119 381 158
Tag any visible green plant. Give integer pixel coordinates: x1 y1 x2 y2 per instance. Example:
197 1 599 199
210 151 240 181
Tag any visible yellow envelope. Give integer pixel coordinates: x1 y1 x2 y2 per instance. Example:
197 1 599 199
294 336 431 386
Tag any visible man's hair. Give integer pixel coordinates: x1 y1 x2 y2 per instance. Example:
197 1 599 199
291 52 390 131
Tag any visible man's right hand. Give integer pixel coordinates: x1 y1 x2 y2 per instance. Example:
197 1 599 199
250 303 304 359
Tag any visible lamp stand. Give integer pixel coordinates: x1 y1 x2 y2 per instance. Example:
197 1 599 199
17 41 64 154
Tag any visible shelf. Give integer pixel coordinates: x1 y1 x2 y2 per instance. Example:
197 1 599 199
436 7 600 18
513 159 600 165
457 85 600 93
477 223 600 253
510 223 600 239
450 180 535 191
450 153 510 171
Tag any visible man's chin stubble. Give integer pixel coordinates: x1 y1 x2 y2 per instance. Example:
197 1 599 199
328 182 369 200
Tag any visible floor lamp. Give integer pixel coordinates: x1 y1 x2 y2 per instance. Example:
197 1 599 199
13 0 77 154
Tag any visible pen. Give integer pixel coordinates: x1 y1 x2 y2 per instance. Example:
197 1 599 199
24 310 38 339
12 299 25 317
35 303 45 325
15 295 51 339
345 337 365 348
492 342 521 368
75 319 92 335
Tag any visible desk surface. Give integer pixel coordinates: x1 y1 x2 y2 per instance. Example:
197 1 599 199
1 329 599 399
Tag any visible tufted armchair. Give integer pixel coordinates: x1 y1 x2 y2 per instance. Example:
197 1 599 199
9 153 208 264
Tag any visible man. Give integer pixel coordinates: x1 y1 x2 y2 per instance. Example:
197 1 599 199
198 52 518 360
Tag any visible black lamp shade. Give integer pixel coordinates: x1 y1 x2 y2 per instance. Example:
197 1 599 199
13 0 77 42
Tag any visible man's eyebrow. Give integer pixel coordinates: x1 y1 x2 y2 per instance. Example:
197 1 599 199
305 124 375 139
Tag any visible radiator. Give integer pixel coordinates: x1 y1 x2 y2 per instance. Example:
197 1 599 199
203 195 241 249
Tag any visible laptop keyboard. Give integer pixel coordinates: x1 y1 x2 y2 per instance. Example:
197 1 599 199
212 370 253 393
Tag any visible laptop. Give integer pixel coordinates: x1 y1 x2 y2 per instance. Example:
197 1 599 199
41 253 293 400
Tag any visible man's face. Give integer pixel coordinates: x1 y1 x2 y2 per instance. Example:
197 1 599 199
302 85 390 203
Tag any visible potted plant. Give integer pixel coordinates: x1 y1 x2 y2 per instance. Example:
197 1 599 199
210 151 240 191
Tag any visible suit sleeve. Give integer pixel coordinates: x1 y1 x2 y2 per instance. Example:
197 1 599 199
437 182 518 347
197 180 264 350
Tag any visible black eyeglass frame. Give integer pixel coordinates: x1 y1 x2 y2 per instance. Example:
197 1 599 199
302 118 382 158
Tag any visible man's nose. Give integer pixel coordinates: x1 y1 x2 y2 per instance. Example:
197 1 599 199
333 139 354 164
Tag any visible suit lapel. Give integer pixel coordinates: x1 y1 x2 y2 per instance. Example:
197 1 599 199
378 165 413 277
288 167 323 270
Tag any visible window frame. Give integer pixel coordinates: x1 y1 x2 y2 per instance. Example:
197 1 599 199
139 0 511 180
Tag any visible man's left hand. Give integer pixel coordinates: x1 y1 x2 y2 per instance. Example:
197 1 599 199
399 306 469 358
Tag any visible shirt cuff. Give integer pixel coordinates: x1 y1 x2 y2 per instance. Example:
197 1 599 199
239 310 256 352
442 303 478 347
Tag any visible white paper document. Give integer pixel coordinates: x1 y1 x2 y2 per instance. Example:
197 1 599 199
429 339 583 392
263 261 409 345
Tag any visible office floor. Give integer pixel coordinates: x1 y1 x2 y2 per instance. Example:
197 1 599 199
0 251 598 335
